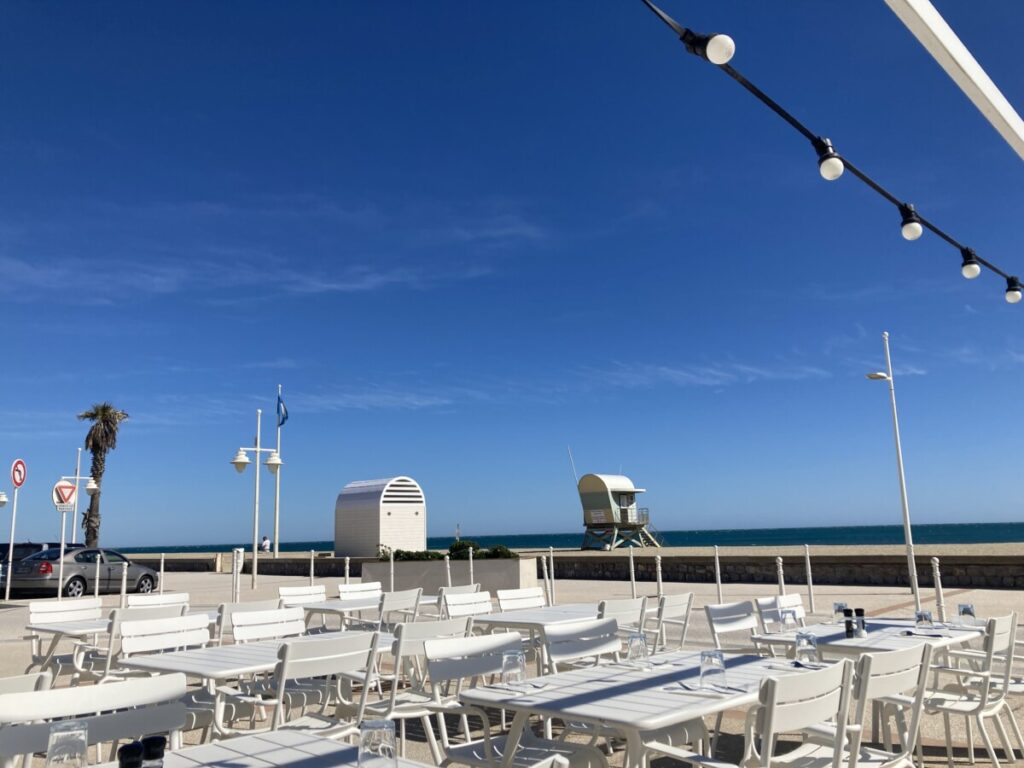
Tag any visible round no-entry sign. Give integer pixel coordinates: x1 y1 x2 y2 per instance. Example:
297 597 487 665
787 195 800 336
10 459 26 489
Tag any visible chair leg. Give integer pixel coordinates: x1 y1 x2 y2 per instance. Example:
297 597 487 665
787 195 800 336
967 715 976 764
710 711 724 757
1007 704 1024 758
399 719 407 757
422 715 443 765
978 716 1002 768
994 711 1017 764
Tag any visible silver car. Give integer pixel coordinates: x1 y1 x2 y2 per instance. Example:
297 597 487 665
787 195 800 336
8 548 159 598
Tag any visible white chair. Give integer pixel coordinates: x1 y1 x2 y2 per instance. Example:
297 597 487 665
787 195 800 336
754 593 807 632
378 588 423 629
497 587 547 612
647 593 693 652
704 600 765 654
644 660 854 767
924 613 1021 766
214 632 380 738
73 604 190 683
538 618 620 674
215 599 281 644
0 671 51 694
126 591 190 610
444 591 494 620
24 597 104 678
0 673 188 767
439 584 482 618
597 596 647 638
278 584 327 608
230 607 306 643
338 581 384 601
422 633 608 768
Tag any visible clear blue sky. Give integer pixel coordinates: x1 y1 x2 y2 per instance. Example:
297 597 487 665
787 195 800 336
2 2 1022 547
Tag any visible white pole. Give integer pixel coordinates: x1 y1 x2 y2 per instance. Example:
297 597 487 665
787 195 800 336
119 560 128 609
273 384 282 559
776 556 786 595
881 332 922 612
539 555 551 606
628 547 637 599
309 550 315 587
713 545 723 603
344 556 350 585
71 447 82 545
94 556 100 598
4 488 19 602
468 547 474 585
232 548 243 603
389 549 395 592
444 555 452 587
931 557 947 623
655 555 663 598
159 554 165 594
804 545 816 613
57 511 67 601
548 546 556 605
251 409 261 589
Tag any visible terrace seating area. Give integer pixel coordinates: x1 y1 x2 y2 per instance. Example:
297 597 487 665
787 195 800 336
2 583 1020 768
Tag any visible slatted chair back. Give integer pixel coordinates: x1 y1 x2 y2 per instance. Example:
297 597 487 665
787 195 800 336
0 673 187 768
983 613 1018 703
119 614 211 657
215 599 281 644
652 592 694 650
540 618 620 673
230 607 306 643
438 583 480 618
754 660 853 764
0 672 51 695
423 632 522 699
598 596 648 635
338 581 383 601
379 588 422 627
443 591 493 619
126 592 189 610
704 600 759 650
278 585 327 608
754 593 807 631
28 597 103 624
390 617 475 691
78 605 192 682
271 633 380 729
496 587 547 612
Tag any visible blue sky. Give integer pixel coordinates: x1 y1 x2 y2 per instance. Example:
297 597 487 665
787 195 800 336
2 2 1022 547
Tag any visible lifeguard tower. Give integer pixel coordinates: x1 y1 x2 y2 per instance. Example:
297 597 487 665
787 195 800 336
578 473 661 549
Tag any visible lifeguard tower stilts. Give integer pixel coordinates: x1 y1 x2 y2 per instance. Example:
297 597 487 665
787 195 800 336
578 473 661 549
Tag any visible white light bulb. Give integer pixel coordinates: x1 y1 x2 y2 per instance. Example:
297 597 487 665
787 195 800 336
961 262 981 279
705 34 735 65
1007 288 1023 304
818 156 844 181
901 221 923 241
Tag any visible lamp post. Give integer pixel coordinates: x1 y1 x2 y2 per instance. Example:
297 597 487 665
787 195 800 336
55 474 98 600
231 409 283 589
0 491 7 599
866 331 922 612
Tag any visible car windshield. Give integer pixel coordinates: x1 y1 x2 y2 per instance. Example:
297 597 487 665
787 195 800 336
24 549 63 562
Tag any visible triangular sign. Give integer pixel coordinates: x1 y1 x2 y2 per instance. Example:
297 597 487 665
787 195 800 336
55 482 76 504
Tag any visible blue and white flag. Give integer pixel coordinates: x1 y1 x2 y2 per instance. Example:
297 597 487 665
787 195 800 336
277 393 289 427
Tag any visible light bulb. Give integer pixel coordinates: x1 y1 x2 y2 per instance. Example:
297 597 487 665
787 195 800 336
819 156 844 181
1006 277 1023 304
901 221 923 241
960 249 981 279
705 34 735 65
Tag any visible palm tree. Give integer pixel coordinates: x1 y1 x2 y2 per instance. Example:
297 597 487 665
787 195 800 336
77 403 129 547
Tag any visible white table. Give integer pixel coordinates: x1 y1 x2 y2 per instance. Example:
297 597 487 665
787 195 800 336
98 730 428 768
461 651 802 768
751 618 983 657
472 604 598 632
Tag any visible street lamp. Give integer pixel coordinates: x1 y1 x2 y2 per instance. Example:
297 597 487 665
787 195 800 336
230 408 284 588
866 331 922 612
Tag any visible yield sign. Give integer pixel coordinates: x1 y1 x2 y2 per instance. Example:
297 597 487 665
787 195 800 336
52 480 77 509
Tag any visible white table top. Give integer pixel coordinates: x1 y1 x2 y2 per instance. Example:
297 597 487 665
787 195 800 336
472 603 598 630
302 597 381 614
752 618 983 655
27 610 218 638
98 730 426 768
461 650 798 732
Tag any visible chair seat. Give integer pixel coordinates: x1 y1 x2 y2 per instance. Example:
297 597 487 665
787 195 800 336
924 690 986 714
363 690 436 719
443 735 605 768
278 712 359 739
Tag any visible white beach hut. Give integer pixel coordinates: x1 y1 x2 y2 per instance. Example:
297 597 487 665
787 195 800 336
578 473 661 549
334 476 427 557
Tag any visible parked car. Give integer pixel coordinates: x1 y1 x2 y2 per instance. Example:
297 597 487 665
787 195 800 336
6 548 158 598
0 541 85 565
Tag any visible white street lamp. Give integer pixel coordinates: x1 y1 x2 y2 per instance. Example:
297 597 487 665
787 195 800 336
231 409 284 587
0 492 6 508
57 451 99 600
866 331 922 612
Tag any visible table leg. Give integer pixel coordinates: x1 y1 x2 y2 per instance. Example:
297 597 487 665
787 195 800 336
500 711 530 768
624 729 647 768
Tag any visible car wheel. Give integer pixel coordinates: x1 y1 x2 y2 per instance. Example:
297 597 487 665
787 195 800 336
64 577 86 599
137 575 154 594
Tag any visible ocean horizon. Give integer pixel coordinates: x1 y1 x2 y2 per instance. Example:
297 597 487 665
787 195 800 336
116 520 1024 554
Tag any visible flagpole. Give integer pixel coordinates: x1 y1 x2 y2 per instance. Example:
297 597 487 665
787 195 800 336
273 384 282 559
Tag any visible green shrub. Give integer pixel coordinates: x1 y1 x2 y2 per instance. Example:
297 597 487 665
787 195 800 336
448 539 481 560
480 544 517 559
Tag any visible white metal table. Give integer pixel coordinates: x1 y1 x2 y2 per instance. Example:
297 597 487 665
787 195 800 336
472 604 599 632
751 618 983 657
461 651 801 768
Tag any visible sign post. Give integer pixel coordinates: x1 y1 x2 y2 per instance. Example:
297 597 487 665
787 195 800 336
5 459 27 602
52 480 77 600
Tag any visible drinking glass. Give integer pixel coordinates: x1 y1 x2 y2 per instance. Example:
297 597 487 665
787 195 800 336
699 649 727 690
794 631 819 663
501 650 527 687
44 721 88 768
358 720 397 768
626 632 651 670
957 603 977 627
914 610 934 629
832 602 848 624
780 609 799 632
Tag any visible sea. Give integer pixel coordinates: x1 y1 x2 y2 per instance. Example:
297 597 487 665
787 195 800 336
118 521 1024 554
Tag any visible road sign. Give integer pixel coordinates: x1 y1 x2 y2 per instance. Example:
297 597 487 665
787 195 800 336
10 459 26 489
52 480 77 514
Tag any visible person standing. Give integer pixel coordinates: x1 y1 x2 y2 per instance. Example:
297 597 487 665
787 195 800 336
260 535 271 554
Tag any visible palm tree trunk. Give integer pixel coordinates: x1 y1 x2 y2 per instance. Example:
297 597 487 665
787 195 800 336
85 449 106 547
